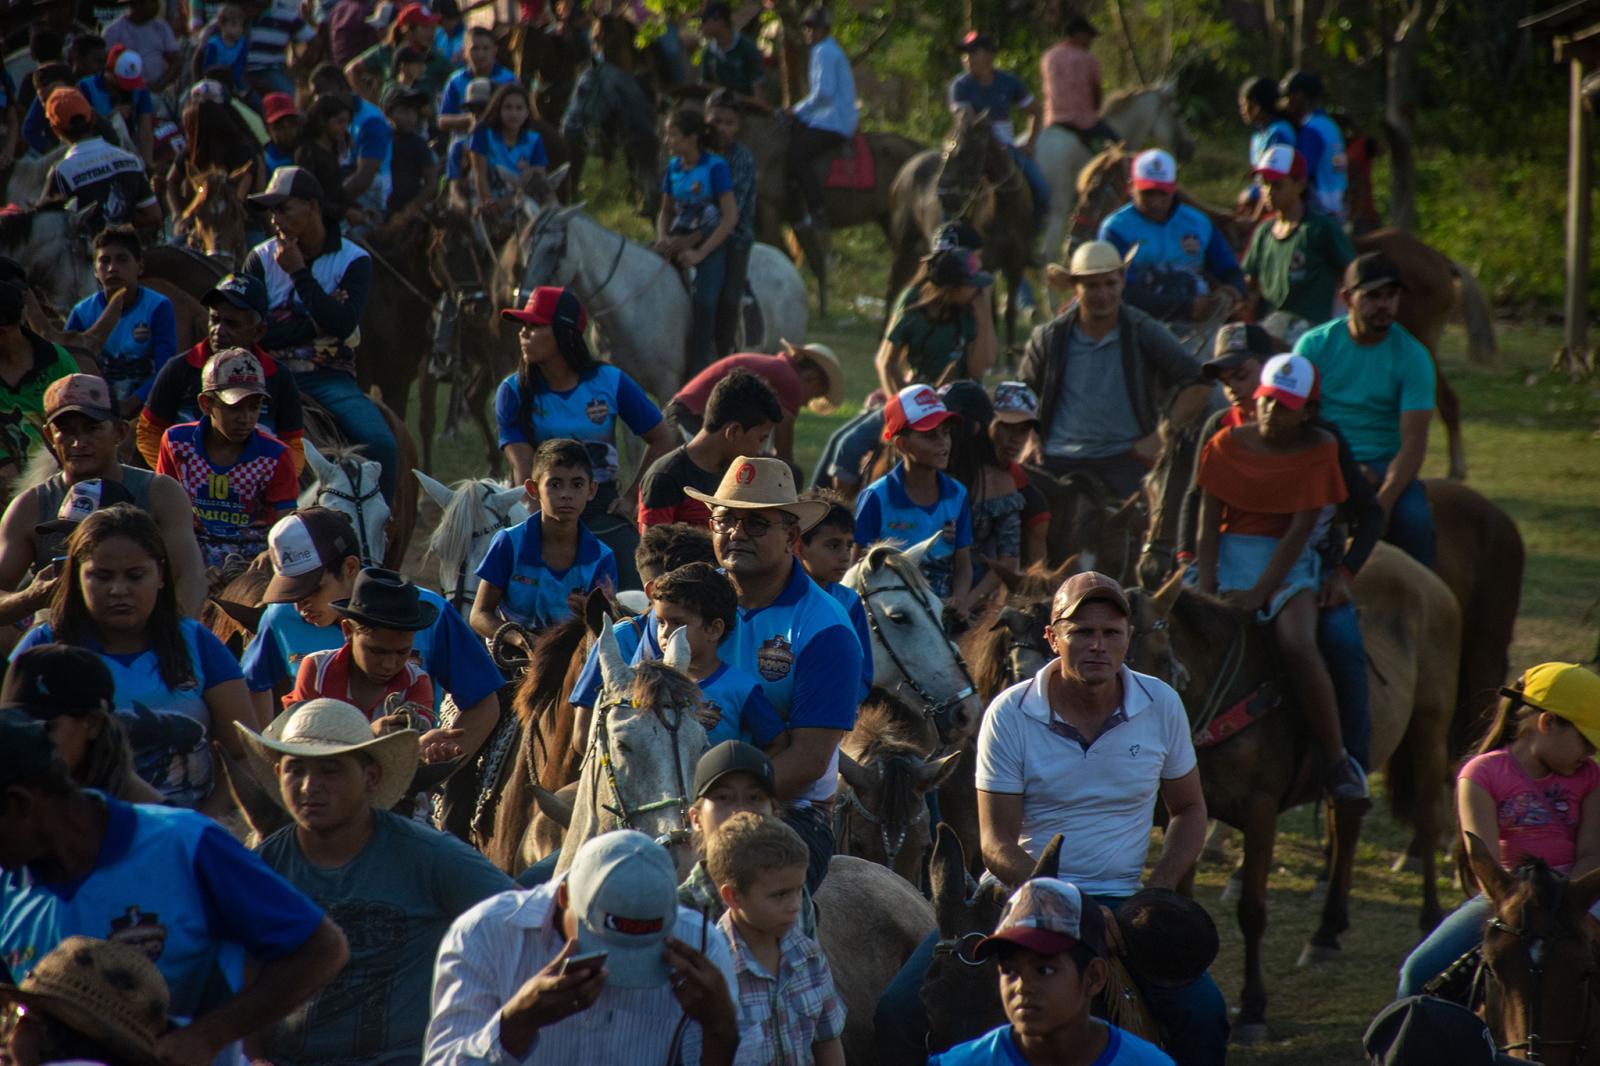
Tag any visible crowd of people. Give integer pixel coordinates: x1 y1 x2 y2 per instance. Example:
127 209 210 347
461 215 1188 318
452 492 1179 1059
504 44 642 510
0 1 1581 1065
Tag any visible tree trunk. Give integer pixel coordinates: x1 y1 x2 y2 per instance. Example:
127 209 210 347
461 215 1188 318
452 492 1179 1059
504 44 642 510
1384 0 1438 232
1291 0 1324 67
1262 0 1287 73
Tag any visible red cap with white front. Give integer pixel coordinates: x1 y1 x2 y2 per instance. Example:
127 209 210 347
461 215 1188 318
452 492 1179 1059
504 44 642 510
882 384 959 439
1254 353 1319 410
1253 144 1307 182
1131 148 1177 191
106 45 146 91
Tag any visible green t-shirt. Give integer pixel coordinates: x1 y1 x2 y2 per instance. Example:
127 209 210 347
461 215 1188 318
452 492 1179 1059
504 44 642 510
1292 317 1435 463
1242 208 1356 325
887 287 979 385
0 331 77 467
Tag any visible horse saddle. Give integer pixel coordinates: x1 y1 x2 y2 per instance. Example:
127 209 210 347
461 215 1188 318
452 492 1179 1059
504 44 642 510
825 134 875 191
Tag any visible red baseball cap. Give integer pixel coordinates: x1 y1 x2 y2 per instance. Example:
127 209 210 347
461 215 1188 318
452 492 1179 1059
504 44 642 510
882 384 959 440
394 2 443 28
501 286 587 332
106 44 146 91
1253 144 1307 183
1254 353 1319 410
262 93 300 126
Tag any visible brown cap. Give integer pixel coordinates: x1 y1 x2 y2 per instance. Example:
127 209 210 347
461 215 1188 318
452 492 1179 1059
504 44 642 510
44 374 116 423
1051 571 1130 623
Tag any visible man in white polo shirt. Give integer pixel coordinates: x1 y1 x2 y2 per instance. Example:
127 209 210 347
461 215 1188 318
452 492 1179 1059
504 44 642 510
975 571 1226 1066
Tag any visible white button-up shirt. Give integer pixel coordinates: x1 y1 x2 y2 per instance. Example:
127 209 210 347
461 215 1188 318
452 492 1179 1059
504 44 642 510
425 882 740 1065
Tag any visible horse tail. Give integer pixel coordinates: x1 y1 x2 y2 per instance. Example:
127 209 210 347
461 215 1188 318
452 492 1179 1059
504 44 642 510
1450 258 1498 367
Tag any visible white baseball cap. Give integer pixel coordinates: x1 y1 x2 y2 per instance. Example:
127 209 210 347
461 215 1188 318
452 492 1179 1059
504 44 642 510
1132 148 1177 191
263 508 359 602
1254 353 1319 410
1253 144 1306 182
567 830 680 988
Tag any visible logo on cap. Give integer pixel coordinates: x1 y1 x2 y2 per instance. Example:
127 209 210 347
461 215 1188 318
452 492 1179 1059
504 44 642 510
735 462 757 485
604 913 665 937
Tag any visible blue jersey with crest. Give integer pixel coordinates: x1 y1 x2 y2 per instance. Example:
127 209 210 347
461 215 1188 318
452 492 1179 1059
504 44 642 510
494 364 662 483
854 464 973 597
696 661 784 746
1099 202 1246 293
1296 109 1348 220
475 514 618 631
66 287 178 404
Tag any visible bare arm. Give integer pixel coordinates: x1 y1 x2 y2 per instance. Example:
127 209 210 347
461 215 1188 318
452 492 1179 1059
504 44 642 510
437 112 474 134
813 1036 845 1066
344 157 380 198
1149 768 1207 889
947 546 972 607
470 581 505 641
1018 96 1043 153
504 442 535 485
1195 491 1221 594
1458 778 1501 871
656 193 676 244
1240 508 1317 608
149 474 206 617
0 489 43 591
1377 410 1431 515
624 421 677 507
768 727 844 801
874 338 905 399
977 789 1040 888
249 688 276 731
964 288 999 381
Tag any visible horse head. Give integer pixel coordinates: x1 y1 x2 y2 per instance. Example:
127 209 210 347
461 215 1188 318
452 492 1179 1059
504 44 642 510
1470 832 1600 1065
1067 144 1134 256
181 161 252 265
937 104 996 219
417 470 529 617
1124 574 1205 696
505 201 584 311
0 204 98 314
845 539 983 747
562 61 612 148
302 437 390 567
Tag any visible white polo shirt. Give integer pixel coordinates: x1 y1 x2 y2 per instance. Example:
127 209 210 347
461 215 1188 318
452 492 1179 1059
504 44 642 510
975 662 1197 898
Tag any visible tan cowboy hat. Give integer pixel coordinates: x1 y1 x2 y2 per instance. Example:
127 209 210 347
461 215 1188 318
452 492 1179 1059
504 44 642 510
0 936 171 1066
235 698 421 812
780 339 844 415
1045 240 1139 291
684 456 830 531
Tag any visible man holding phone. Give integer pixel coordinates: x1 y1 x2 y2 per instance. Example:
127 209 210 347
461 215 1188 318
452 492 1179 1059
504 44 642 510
427 830 745 1064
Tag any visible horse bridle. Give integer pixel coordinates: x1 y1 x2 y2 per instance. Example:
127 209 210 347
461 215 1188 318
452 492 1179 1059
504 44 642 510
319 458 385 565
856 580 977 737
590 690 694 848
517 206 639 319
1480 915 1599 1062
834 782 919 871
446 490 522 612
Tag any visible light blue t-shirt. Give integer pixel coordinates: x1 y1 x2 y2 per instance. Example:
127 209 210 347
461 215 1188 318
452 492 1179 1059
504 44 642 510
474 514 618 632
1292 317 1435 464
1297 109 1348 220
930 1020 1174 1066
439 64 516 116
1099 202 1245 294
493 364 664 484
854 464 973 597
65 286 178 404
468 124 548 194
77 72 154 119
824 580 873 702
344 95 393 214
696 661 784 747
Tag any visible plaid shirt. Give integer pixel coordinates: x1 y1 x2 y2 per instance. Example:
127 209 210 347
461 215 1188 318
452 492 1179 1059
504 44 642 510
719 914 845 1066
679 861 818 940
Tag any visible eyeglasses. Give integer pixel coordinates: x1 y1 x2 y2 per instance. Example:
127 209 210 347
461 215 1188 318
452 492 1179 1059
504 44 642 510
710 512 792 538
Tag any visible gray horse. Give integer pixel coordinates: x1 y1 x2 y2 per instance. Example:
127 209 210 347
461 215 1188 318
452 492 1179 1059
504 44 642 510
561 59 661 217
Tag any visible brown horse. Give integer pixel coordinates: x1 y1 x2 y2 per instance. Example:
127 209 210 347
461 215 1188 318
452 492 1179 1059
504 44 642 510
174 161 254 267
1467 832 1600 1065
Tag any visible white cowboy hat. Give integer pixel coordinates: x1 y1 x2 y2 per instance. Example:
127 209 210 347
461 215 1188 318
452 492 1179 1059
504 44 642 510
684 456 829 531
780 338 845 415
1045 240 1139 291
234 698 421 812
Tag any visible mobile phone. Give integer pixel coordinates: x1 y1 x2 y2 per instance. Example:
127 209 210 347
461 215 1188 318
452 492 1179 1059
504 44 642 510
560 950 607 977
50 556 67 566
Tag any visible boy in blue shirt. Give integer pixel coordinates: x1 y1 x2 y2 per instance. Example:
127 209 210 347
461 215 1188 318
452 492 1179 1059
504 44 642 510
77 44 156 166
196 0 251 93
471 437 618 639
65 225 177 416
854 384 973 606
798 487 873 702
651 561 783 747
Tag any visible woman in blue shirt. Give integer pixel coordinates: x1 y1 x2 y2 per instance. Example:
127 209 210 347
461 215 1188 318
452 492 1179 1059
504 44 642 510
655 108 738 376
469 83 547 211
15 505 254 811
495 285 676 589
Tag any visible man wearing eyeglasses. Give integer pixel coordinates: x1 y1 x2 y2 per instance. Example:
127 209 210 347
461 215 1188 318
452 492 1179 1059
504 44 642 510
972 570 1226 1066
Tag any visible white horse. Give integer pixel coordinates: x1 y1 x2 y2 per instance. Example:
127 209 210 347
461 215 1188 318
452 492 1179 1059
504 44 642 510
1034 84 1196 267
3 145 67 208
507 200 808 402
0 203 98 316
412 470 529 618
301 438 390 568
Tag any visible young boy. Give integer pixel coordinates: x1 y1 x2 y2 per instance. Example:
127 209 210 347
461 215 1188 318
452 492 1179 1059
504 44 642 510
853 384 974 606
156 347 298 570
706 812 846 1066
471 438 618 639
651 562 782 747
65 226 177 416
639 368 781 531
930 879 1174 1066
261 93 300 177
196 0 251 94
797 488 872 702
443 75 492 209
286 567 437 729
77 43 156 165
382 83 437 218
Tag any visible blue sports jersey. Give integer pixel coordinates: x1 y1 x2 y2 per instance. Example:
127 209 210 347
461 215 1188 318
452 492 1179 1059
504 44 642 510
77 73 155 119
493 364 663 483
1098 201 1246 294
201 32 249 89
435 23 465 63
947 70 1032 146
474 514 618 632
1296 109 1348 220
854 465 974 598
696 661 784 746
344 96 393 213
1250 118 1297 169
0 795 324 1024
468 125 548 194
661 152 732 236
825 580 874 702
439 64 516 116
65 287 177 405
240 587 503 712
445 135 471 181
930 1020 1173 1066
263 141 294 177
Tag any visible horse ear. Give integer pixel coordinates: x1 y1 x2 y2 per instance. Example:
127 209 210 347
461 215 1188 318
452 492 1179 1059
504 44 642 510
929 823 970 932
1152 569 1184 618
1465 831 1515 904
228 160 254 193
557 202 586 222
596 615 635 696
302 437 340 486
901 531 942 571
413 469 457 513
491 485 531 512
917 749 964 793
661 625 692 672
1045 263 1073 293
1030 833 1063 880
836 750 879 797
546 162 571 196
533 783 575 829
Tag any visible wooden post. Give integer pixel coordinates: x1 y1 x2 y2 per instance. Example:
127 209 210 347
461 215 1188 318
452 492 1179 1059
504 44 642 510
1565 54 1592 372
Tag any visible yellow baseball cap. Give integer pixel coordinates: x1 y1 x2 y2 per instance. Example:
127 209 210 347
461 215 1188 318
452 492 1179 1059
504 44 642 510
1517 663 1600 754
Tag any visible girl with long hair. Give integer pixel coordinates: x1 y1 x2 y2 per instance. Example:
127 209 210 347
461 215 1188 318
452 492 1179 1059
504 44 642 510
13 505 253 810
874 246 998 399
295 93 356 220
656 107 738 375
469 82 546 213
1396 663 1600 996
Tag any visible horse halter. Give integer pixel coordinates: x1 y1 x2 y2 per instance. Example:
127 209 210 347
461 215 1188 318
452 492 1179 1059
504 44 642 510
834 783 918 871
590 690 694 847
319 458 385 565
857 579 977 737
1482 915 1599 1062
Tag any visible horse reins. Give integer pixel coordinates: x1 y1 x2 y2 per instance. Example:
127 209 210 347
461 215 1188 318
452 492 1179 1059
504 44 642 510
833 783 917 871
590 690 694 847
319 458 385 565
855 579 977 736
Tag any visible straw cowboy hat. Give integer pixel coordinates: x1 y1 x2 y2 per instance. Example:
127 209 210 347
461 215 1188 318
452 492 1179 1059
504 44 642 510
685 456 830 531
1045 240 1138 292
780 338 845 415
235 698 421 811
0 936 172 1066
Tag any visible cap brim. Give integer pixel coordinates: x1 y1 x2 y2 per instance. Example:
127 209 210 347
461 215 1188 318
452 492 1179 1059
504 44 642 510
991 410 1041 426
201 289 259 313
784 339 844 414
680 490 830 533
696 765 778 800
970 270 995 288
236 720 421 811
1348 277 1408 293
1132 180 1177 192
575 924 671 988
33 518 79 536
1201 352 1253 379
500 309 551 326
211 386 268 405
47 404 116 424
110 75 146 91
1255 383 1310 409
263 567 326 603
974 927 1083 960
247 192 295 209
903 409 960 434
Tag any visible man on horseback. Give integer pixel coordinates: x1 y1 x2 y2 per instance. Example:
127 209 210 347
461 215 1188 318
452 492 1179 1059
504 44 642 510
1019 240 1210 499
243 166 401 504
1278 69 1347 225
973 570 1227 1065
42 86 163 233
949 31 1049 229
437 26 517 135
782 5 857 231
1040 16 1120 149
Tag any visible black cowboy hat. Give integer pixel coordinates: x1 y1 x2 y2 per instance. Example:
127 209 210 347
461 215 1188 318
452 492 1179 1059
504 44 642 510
331 568 439 632
1116 887 1219 987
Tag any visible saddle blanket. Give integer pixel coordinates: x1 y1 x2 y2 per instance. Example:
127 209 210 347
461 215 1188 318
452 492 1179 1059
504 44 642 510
826 134 875 191
1192 683 1282 749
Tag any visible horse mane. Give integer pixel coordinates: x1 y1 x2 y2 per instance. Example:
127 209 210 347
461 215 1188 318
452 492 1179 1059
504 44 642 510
1076 144 1131 199
513 615 591 728
427 478 494 578
1169 584 1250 636
15 444 61 497
856 542 937 600
630 659 702 717
850 694 935 839
315 441 368 466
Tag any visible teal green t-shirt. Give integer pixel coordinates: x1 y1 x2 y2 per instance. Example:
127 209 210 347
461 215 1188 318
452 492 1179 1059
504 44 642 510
1242 209 1355 324
887 286 979 384
1292 317 1435 463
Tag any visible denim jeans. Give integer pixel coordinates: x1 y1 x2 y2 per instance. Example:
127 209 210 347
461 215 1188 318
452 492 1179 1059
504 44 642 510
516 849 562 888
294 367 400 503
1319 601 1371 769
714 240 752 361
1011 145 1050 227
783 802 835 896
1366 459 1435 568
688 245 726 377
813 409 885 488
1396 894 1491 997
876 894 1230 1066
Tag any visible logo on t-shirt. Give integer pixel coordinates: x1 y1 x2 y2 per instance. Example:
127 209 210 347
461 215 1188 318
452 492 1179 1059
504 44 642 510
586 397 611 425
108 905 168 962
757 635 794 682
132 322 151 344
1128 743 1141 758
1180 233 1201 256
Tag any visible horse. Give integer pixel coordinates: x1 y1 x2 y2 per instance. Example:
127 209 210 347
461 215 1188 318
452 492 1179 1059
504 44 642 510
412 470 529 619
499 197 808 402
887 104 1036 346
1466 832 1600 1065
0 204 97 316
1034 84 1195 267
173 162 255 270
300 437 394 569
2 145 66 209
1122 545 1461 1042
561 59 661 217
